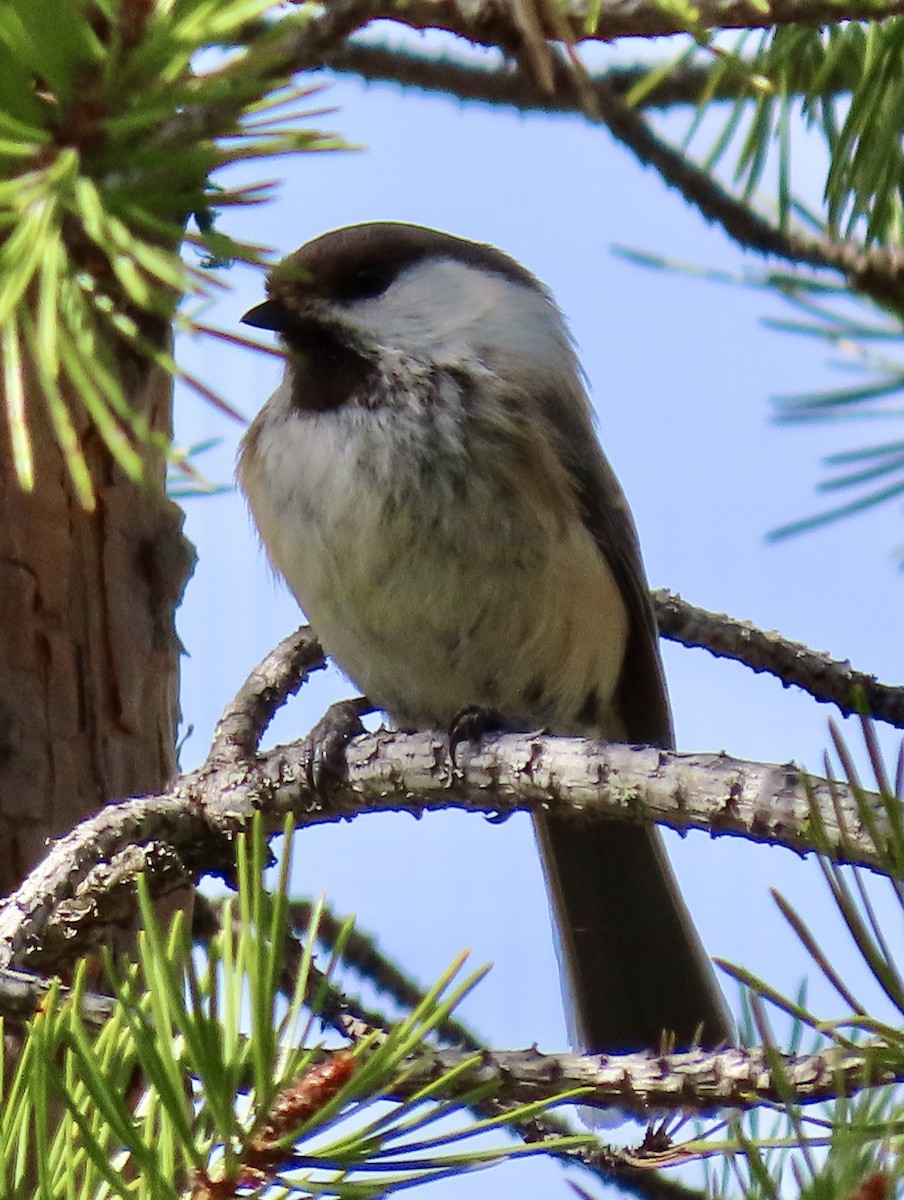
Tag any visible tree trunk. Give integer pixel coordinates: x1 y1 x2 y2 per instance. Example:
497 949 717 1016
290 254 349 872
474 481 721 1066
0 354 194 896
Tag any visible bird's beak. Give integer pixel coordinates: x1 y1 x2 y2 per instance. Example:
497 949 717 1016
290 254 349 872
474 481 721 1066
241 299 289 331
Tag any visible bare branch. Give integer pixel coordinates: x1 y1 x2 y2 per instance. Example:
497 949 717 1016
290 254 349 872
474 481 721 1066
580 82 904 312
323 41 853 111
385 1040 901 1116
209 627 326 763
287 897 486 1049
0 960 896 1118
348 0 904 46
2 618 898 975
313 26 904 309
655 590 904 729
0 721 893 976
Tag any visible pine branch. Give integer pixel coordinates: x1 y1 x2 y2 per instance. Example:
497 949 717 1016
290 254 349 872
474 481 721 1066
0 717 897 977
384 1041 902 1116
0 631 898 1150
1 596 899 1153
158 0 377 145
582 83 904 313
197 894 715 1200
317 29 904 309
654 590 904 729
0 961 895 1117
322 41 854 110
1 621 898 974
3 613 898 975
284 900 720 1200
287 897 487 1049
330 0 904 47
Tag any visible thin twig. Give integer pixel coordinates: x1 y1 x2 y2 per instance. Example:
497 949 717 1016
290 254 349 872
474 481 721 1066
208 626 326 763
323 41 852 111
585 82 904 313
339 0 904 47
288 898 486 1049
654 590 904 729
0 966 115 1028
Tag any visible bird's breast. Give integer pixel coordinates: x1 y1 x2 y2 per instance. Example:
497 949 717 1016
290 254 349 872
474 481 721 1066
239 372 629 736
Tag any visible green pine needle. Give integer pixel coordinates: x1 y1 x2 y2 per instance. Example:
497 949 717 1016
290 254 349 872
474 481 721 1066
705 723 904 1200
0 1 347 508
679 20 904 246
0 814 593 1196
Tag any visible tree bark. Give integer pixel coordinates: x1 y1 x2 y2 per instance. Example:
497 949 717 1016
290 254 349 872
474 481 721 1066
358 0 904 43
0 353 194 896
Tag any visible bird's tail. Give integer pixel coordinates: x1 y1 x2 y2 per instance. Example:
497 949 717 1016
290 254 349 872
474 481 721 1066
534 814 732 1053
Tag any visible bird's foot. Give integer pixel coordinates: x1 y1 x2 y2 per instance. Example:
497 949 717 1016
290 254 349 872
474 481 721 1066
303 697 374 792
448 704 506 766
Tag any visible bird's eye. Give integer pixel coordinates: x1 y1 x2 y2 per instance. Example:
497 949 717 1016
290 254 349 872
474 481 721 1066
336 262 398 302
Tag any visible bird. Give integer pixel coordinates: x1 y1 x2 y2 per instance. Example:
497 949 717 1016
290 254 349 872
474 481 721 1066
237 221 732 1055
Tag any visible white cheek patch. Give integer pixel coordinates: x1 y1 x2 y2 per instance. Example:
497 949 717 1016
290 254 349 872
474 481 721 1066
349 259 579 382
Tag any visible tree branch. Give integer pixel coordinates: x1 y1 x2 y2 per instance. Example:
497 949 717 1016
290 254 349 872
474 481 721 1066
159 0 377 146
304 19 904 312
386 1041 901 1117
0 719 894 976
2 621 900 1143
0 959 896 1118
165 3 904 313
209 627 327 763
323 41 853 111
2 608 898 976
578 81 904 313
344 0 904 46
654 590 904 729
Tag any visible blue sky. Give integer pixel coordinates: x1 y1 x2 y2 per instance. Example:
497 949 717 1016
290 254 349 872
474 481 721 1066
173 33 902 1196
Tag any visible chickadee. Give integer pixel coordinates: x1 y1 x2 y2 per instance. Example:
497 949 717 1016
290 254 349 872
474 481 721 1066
238 221 731 1054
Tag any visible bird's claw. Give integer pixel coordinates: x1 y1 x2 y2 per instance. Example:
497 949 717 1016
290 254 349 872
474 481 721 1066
448 704 505 767
303 697 372 792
